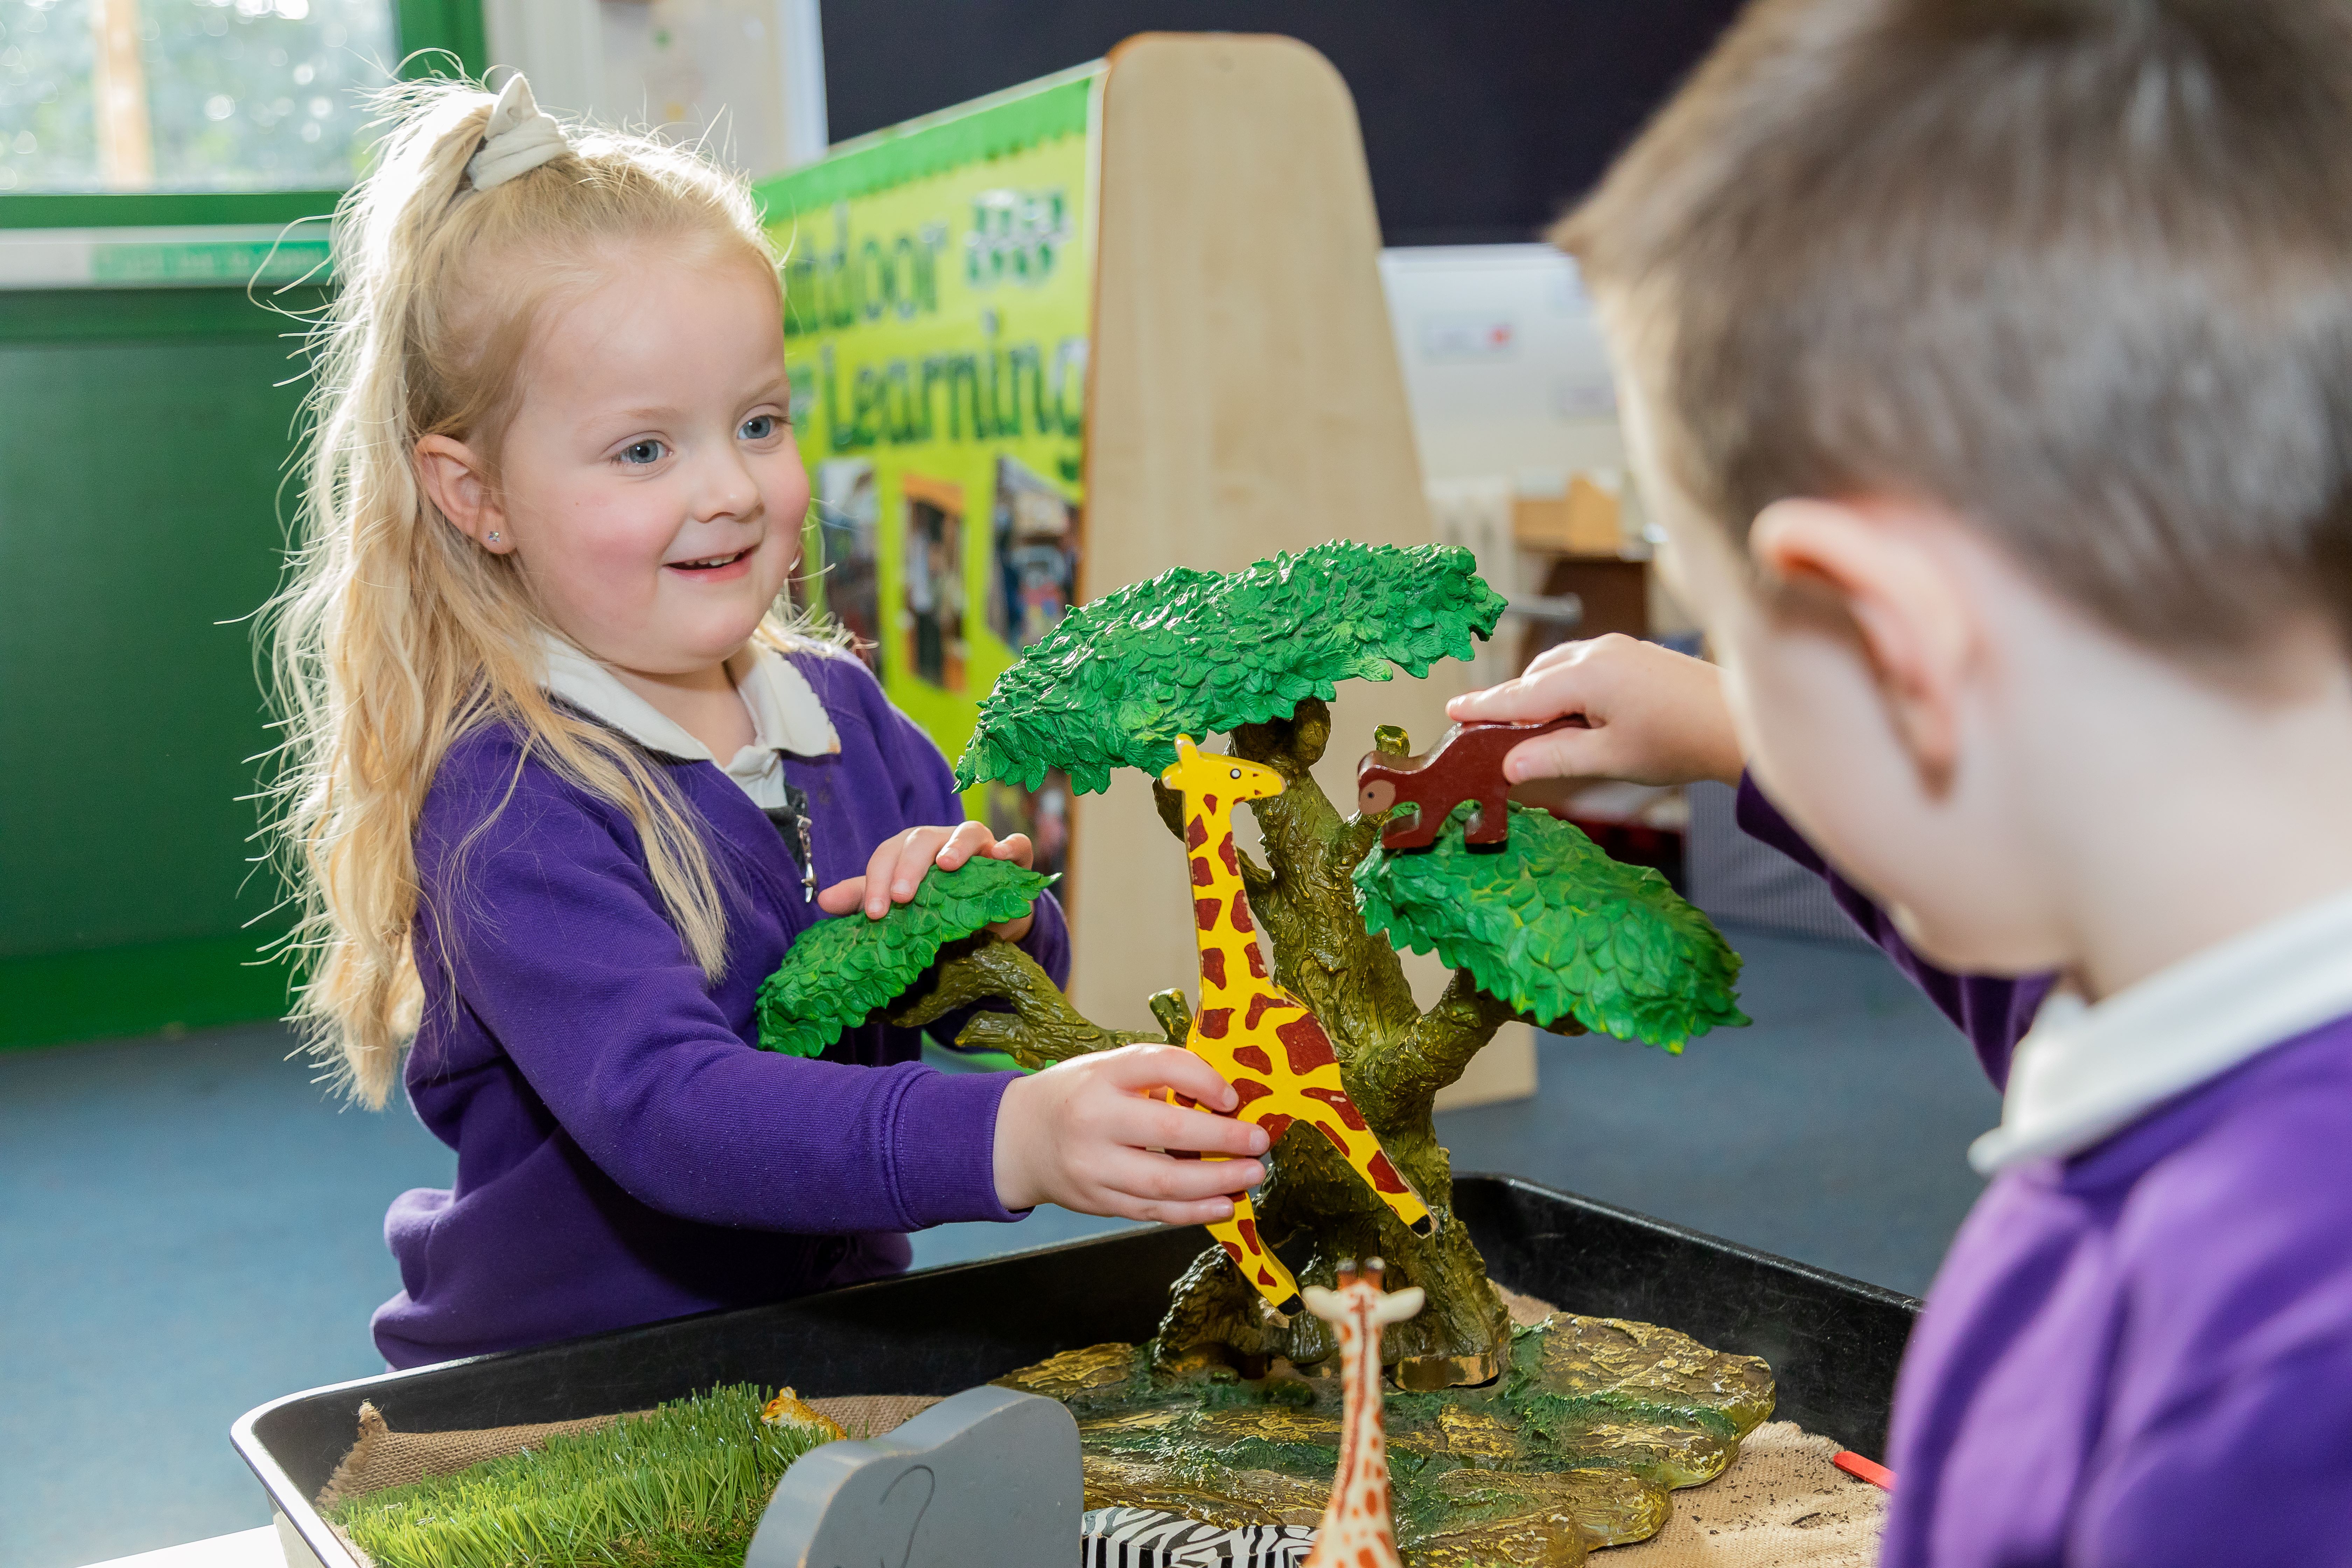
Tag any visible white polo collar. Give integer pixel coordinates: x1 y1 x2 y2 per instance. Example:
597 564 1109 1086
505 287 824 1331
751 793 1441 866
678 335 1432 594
539 633 839 787
1971 883 2352 1174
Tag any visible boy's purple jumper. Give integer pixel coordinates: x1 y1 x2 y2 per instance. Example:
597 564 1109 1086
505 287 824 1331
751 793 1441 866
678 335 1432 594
372 651 1068 1369
1740 776 2352 1566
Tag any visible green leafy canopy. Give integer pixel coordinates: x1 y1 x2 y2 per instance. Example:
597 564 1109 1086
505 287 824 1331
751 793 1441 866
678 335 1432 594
954 540 1508 794
756 856 1055 1058
1355 803 1749 1051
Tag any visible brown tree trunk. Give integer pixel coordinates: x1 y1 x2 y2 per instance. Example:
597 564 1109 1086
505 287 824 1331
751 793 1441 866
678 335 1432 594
1145 702 1520 1381
898 698 1532 1384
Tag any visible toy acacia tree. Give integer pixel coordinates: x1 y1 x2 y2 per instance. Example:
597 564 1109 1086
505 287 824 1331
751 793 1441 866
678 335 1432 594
758 541 1744 1386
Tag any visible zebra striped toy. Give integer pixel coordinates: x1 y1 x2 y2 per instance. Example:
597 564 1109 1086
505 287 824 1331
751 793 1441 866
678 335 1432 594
1081 1507 1315 1566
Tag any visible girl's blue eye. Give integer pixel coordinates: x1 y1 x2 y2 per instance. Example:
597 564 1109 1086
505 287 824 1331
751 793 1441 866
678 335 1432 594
740 414 778 441
621 439 665 465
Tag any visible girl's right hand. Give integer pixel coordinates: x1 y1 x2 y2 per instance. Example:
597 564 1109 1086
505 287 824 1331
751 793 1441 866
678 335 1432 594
1448 634 1746 790
992 1045 1271 1223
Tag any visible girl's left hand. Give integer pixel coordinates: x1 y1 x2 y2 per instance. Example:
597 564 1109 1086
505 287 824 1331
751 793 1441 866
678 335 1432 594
817 823 1038 942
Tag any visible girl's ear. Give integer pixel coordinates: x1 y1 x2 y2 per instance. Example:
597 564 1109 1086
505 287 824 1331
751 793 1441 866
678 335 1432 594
1750 497 1974 787
415 435 511 553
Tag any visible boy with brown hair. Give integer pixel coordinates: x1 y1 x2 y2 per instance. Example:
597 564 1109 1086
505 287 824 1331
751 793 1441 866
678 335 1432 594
1457 0 2352 1560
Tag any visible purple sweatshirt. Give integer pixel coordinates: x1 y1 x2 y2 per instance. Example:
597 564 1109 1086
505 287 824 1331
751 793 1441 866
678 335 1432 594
1738 777 2352 1566
372 650 1068 1368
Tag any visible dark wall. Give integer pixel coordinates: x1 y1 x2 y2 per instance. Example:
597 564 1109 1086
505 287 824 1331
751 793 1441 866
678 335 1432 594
819 1 1748 246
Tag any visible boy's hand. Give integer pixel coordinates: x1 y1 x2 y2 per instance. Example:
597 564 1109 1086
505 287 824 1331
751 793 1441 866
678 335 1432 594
817 822 1038 942
991 1045 1272 1222
1448 633 1745 788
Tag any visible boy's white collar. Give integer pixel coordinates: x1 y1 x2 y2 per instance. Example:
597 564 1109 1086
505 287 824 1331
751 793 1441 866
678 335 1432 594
538 633 840 764
1971 882 2352 1174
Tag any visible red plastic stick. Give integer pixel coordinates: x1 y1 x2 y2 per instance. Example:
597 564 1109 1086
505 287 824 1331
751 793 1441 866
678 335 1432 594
1834 1450 1895 1491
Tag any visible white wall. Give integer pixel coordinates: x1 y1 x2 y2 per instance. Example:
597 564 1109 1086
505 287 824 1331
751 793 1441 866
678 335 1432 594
481 0 827 175
1377 243 1624 485
1375 241 1710 650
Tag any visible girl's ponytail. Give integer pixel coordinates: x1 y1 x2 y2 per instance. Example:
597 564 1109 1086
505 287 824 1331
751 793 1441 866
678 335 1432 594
265 78 778 1107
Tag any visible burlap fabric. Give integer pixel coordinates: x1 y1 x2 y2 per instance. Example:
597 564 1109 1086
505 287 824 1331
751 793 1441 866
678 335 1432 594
316 1404 640 1508
812 1392 945 1439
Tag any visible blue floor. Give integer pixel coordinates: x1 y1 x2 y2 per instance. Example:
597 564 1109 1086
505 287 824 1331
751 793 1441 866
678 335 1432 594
0 923 1997 1567
1428 924 2000 1295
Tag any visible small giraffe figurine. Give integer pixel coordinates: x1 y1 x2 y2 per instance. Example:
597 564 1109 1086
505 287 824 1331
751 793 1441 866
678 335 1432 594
1301 1259 1422 1568
1158 736 1434 1316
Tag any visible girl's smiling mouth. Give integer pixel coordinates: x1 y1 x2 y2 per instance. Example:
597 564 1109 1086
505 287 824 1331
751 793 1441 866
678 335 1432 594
666 547 754 577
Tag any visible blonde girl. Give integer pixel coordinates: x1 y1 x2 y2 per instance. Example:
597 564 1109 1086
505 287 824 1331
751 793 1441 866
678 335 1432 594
268 75 1265 1365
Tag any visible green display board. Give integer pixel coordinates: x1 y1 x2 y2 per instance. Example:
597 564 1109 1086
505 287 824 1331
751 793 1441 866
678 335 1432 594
755 64 1099 875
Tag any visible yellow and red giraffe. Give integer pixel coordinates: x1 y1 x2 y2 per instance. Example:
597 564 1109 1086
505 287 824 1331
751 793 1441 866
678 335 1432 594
1301 1258 1420 1568
1157 735 1434 1316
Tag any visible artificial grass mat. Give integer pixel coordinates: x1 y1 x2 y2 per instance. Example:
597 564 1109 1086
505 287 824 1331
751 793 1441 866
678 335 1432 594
329 1384 837 1568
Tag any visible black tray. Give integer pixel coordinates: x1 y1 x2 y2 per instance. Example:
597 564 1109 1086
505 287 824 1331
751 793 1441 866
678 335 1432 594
235 1175 1918 1567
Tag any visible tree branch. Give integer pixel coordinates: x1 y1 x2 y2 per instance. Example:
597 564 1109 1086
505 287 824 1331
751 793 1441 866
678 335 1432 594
1152 776 1188 843
1356 968 1521 1121
1236 845 1273 904
889 937 1162 1069
1227 700 1420 1066
1148 988 1195 1044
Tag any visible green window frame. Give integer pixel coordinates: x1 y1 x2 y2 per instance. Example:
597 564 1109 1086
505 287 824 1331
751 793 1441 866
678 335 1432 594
0 0 486 231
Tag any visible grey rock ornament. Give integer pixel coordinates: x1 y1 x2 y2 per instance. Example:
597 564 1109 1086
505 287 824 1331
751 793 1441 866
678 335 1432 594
743 1385 1082 1568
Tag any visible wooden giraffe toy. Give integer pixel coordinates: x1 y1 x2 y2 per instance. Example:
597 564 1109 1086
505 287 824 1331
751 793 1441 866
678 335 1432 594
1158 735 1434 1317
1300 1259 1422 1568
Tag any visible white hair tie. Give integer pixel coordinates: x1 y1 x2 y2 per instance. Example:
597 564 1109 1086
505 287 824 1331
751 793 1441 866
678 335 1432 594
468 75 569 191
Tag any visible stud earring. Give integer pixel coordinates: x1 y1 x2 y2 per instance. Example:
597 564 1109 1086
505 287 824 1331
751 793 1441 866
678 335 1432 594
486 531 502 545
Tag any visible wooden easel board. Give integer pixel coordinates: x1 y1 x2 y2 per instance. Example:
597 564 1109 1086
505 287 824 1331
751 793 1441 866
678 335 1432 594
1072 33 1477 1039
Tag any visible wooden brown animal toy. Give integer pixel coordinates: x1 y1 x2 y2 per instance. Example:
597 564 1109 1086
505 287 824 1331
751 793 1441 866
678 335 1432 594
1355 718 1581 850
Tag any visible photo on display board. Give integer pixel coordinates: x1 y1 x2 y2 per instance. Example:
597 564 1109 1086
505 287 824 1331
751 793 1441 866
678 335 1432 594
986 767 1072 879
758 65 1094 894
808 458 884 677
981 457 1082 877
988 453 1081 652
901 473 967 692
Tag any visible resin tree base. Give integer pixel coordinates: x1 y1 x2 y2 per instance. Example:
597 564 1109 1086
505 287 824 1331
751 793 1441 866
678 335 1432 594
997 1309 1775 1566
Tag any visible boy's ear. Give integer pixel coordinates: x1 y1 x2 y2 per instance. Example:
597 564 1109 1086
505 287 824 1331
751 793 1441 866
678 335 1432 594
414 435 511 553
1749 498 1973 786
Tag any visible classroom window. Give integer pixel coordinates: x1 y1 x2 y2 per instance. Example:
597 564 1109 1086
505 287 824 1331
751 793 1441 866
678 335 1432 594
0 0 396 192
